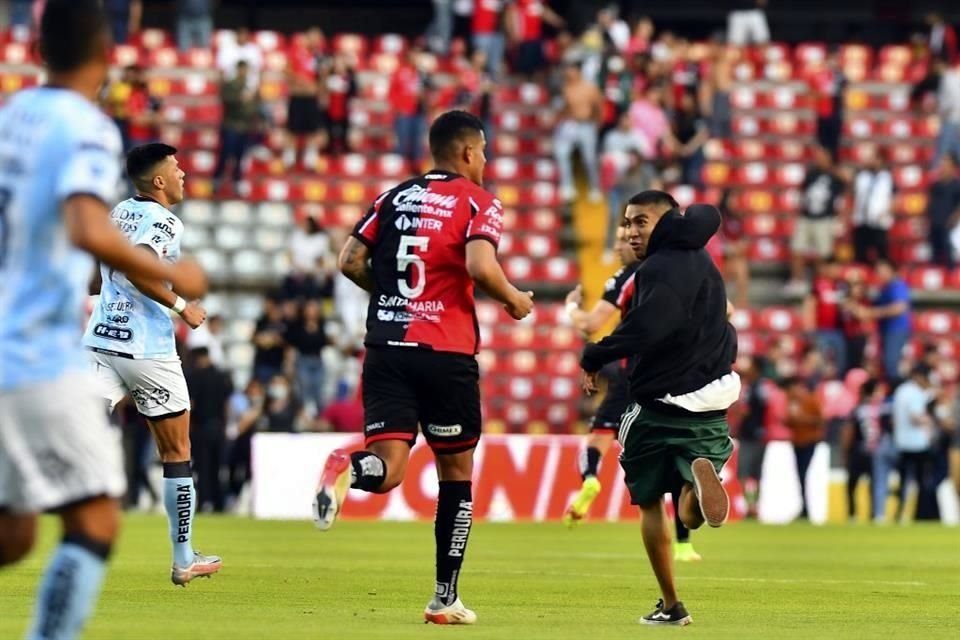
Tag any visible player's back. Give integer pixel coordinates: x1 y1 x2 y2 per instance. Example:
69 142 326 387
83 197 183 359
352 170 504 355
0 87 122 388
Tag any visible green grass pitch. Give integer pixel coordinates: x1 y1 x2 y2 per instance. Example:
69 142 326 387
1 515 958 639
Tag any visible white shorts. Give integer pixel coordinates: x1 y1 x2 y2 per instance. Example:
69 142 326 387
90 350 191 418
0 373 126 513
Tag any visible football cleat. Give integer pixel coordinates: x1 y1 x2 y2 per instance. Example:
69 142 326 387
171 551 222 586
313 449 352 531
563 476 602 528
424 598 477 625
673 542 703 562
691 458 729 528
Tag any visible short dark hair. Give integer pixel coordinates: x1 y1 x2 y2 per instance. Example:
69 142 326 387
428 110 485 162
911 364 932 380
126 143 177 188
875 257 896 271
190 346 210 361
40 0 110 73
626 189 679 210
860 378 879 398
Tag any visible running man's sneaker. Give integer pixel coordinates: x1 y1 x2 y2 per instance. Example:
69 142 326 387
424 598 478 625
691 457 729 528
171 552 222 586
673 542 703 562
640 599 692 626
563 476 602 527
313 449 352 531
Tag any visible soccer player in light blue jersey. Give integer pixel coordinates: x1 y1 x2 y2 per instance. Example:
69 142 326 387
84 143 222 586
0 2 207 639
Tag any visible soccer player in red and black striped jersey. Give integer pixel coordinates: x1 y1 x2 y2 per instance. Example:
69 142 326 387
563 224 638 523
312 110 534 625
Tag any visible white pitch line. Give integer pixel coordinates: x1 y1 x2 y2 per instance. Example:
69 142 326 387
471 569 927 588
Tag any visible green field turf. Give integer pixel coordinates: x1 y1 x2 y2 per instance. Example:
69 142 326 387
1 515 958 639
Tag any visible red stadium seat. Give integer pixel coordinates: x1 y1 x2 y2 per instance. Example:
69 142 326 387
730 86 757 110
333 33 368 58
794 43 827 68
914 311 958 336
758 307 801 333
907 267 948 291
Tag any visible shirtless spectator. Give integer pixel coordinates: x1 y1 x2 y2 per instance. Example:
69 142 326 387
554 60 603 203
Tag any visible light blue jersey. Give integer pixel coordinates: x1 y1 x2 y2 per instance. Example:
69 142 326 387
0 88 122 389
83 197 184 359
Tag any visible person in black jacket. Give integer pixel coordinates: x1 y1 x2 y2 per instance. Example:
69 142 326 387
580 190 740 627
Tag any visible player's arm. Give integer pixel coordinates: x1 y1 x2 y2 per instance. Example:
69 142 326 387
565 285 618 336
465 239 533 320
124 245 207 328
64 195 207 299
89 261 103 296
338 235 374 292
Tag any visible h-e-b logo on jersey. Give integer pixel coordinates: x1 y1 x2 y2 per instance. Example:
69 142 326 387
93 323 132 342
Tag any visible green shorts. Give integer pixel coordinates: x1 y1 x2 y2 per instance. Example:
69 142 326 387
618 403 733 506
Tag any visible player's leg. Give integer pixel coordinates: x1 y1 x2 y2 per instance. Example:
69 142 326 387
420 351 481 625
2 375 126 639
314 347 416 530
566 368 629 525
425 449 478 625
670 486 701 562
120 355 220 584
0 511 37 566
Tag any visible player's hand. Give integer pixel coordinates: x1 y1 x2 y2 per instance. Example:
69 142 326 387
180 303 207 329
581 370 599 395
505 289 535 320
168 258 208 300
565 285 583 307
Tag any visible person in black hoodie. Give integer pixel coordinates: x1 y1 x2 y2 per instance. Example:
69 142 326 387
580 190 740 627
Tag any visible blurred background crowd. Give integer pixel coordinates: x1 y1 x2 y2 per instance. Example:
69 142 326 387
1 0 958 522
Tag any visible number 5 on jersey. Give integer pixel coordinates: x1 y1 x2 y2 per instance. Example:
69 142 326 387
397 235 429 299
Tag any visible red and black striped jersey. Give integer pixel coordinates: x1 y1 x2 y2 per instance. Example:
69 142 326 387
601 261 641 320
351 170 504 355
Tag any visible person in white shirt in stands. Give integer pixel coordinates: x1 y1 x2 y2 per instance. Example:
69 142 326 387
851 149 894 264
216 27 262 92
186 314 225 367
891 365 936 522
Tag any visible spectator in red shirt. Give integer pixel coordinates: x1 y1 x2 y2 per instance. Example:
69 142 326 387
283 27 326 170
315 382 364 433
390 46 431 168
472 0 506 78
807 48 846 160
506 0 564 78
803 258 847 375
321 55 356 156
840 274 872 372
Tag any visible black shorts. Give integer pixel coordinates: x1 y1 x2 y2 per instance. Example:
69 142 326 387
591 366 630 433
287 95 321 134
362 346 481 454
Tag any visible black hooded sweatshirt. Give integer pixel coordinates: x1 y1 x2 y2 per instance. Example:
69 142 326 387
580 204 737 413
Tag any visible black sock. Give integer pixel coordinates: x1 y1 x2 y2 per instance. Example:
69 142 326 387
580 446 602 480
434 480 473 606
350 452 386 492
672 488 690 543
